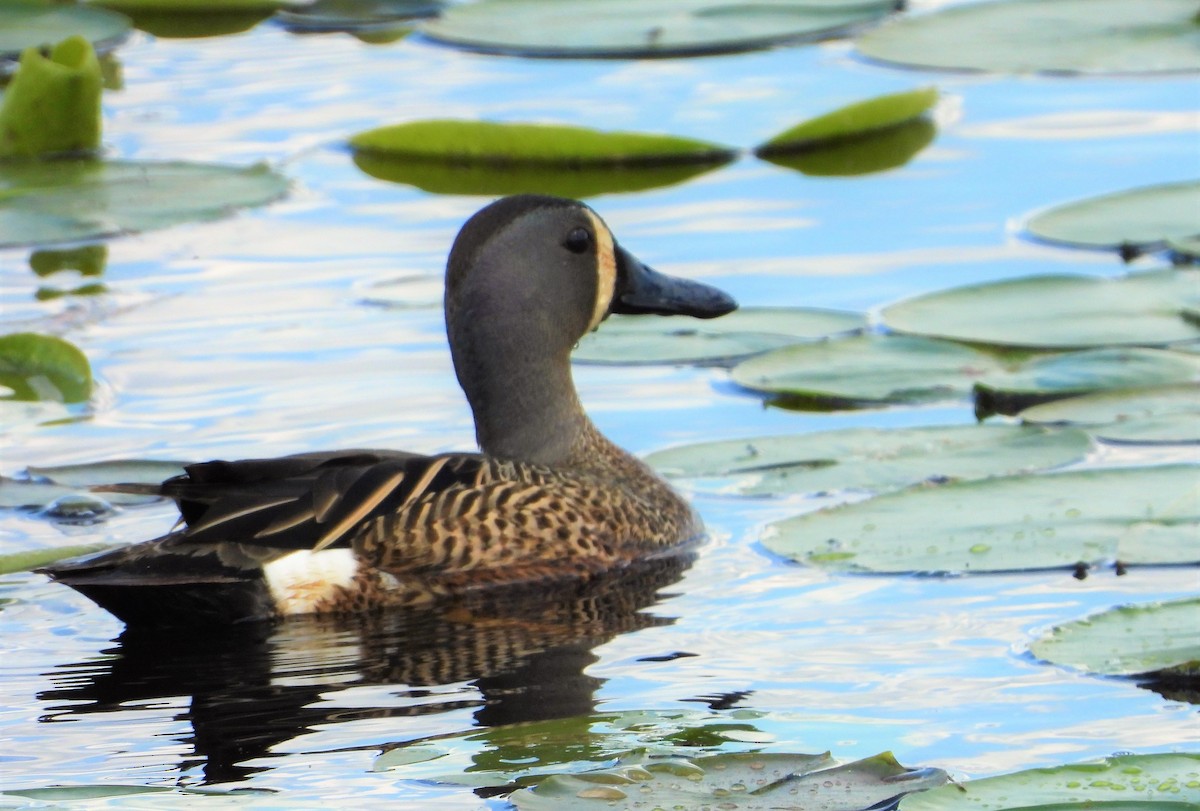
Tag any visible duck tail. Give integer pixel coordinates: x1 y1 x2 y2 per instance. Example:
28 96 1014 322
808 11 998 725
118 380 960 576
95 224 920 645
37 538 274 627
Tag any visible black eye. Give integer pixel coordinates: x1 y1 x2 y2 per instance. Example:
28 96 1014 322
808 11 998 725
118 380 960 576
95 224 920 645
563 227 592 254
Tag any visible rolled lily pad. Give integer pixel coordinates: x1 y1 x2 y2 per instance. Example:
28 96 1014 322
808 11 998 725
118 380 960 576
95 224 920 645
974 348 1200 417
420 0 898 59
645 424 1091 497
512 750 949 811
764 464 1200 574
0 160 289 248
0 4 130 64
574 307 865 366
882 270 1200 350
858 0 1200 75
759 118 935 177
899 753 1200 810
1026 180 1200 252
1020 384 1200 443
0 333 91 403
730 334 1010 408
1030 598 1200 679
0 36 102 159
755 87 938 155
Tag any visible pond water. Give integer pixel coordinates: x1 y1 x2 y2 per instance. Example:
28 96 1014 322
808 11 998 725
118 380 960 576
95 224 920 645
1 2 1198 807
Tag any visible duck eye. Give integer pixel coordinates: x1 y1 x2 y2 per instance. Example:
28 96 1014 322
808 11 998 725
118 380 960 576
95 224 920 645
563 227 592 254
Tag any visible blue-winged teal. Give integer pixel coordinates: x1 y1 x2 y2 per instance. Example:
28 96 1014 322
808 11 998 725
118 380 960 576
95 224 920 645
40 195 737 626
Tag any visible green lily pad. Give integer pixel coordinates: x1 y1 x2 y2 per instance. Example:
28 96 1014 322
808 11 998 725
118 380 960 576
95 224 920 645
0 333 91 403
974 348 1200 417
881 270 1200 350
30 245 108 278
0 4 130 63
1030 598 1200 678
87 0 285 13
0 543 110 575
420 0 898 59
0 159 289 248
512 750 949 811
114 8 275 38
756 87 938 154
645 424 1091 497
899 753 1200 811
1026 180 1200 252
858 0 1200 75
353 152 721 198
0 35 103 159
574 307 865 366
275 0 439 33
730 334 1010 408
764 464 1200 574
1019 384 1200 444
759 117 935 177
0 458 186 510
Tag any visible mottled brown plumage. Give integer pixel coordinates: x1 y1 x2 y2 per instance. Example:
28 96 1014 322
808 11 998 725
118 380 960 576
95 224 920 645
39 195 737 626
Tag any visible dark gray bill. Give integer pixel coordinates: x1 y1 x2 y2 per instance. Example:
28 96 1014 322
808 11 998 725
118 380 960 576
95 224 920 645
612 245 737 319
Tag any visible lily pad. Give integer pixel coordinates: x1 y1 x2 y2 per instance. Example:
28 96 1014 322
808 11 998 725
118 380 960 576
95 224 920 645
0 159 289 248
0 333 91 403
512 750 949 811
420 0 898 59
881 270 1200 350
764 464 1200 574
275 0 439 33
114 9 276 37
0 543 111 575
759 118 935 177
730 334 1010 408
574 307 865 366
0 4 130 64
1030 598 1200 679
899 753 1200 810
974 348 1200 417
644 424 1091 497
1019 384 1200 443
0 458 186 510
0 35 102 159
755 87 938 155
87 0 286 13
1026 180 1200 252
858 0 1200 75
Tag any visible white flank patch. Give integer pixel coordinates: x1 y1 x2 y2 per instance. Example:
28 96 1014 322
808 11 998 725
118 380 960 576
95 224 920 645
262 549 359 616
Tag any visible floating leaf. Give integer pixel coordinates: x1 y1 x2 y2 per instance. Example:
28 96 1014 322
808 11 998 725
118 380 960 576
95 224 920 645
275 0 439 34
730 334 1010 408
0 333 91 403
0 544 111 575
645 424 1091 497
512 750 949 811
899 753 1200 810
0 458 186 510
0 4 130 64
755 87 938 154
1019 384 1200 443
0 36 103 159
765 465 1200 574
575 307 865 365
88 0 286 13
30 244 108 277
882 270 1200 350
858 0 1200 75
420 0 898 59
759 118 935 177
974 348 1200 417
1026 180 1200 252
114 9 275 38
1030 598 1200 678
0 159 289 248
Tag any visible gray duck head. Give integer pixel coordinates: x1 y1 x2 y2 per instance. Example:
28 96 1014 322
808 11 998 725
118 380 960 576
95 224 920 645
445 195 736 465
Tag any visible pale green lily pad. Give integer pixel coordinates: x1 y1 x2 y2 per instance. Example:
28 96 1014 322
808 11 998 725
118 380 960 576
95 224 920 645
759 118 935 177
899 753 1200 811
975 348 1200 417
645 424 1091 497
858 0 1200 75
0 160 289 248
1030 598 1200 678
512 750 949 811
575 307 865 365
0 543 110 575
0 458 185 510
276 0 438 33
882 270 1200 350
1020 384 1200 443
756 87 938 154
0 333 91 403
420 0 898 59
1026 181 1200 252
0 4 130 63
730 334 1010 408
1168 234 1200 259
765 464 1200 574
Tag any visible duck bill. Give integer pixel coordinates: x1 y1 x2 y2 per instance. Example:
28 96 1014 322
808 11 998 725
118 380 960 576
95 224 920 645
612 246 737 319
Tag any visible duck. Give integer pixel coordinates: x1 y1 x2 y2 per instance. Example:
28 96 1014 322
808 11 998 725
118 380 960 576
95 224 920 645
39 194 738 627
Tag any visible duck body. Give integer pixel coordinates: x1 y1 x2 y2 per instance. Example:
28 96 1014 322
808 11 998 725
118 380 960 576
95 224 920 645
40 195 736 627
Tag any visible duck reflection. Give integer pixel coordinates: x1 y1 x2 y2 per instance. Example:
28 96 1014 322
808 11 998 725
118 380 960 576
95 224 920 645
37 554 691 784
